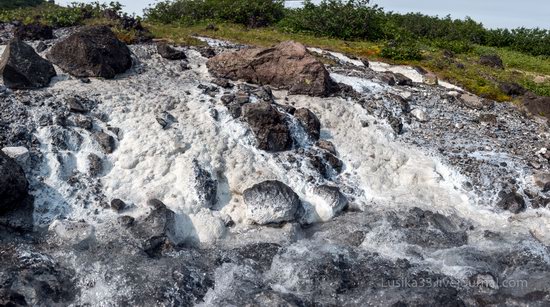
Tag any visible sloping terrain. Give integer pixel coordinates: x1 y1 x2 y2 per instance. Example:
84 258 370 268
0 28 549 306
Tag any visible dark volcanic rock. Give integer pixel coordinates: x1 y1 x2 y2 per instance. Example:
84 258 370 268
67 96 88 113
396 208 468 249
294 108 321 140
87 153 103 177
0 39 56 89
497 192 526 214
243 180 301 225
0 151 28 214
0 249 76 306
94 131 116 154
499 82 526 96
242 102 292 152
47 25 132 79
522 93 550 119
207 41 336 96
191 160 218 208
394 73 413 86
111 198 126 212
480 54 504 69
199 47 216 58
157 43 187 60
134 199 178 257
14 23 53 41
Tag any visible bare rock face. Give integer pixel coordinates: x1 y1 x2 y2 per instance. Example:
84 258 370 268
207 41 336 96
0 151 28 214
47 25 132 79
242 102 292 152
244 180 301 225
0 39 56 89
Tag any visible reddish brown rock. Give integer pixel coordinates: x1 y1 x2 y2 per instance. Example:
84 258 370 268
207 41 336 96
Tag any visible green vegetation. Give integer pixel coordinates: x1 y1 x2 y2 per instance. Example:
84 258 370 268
1 0 548 100
0 0 44 10
0 1 124 27
145 0 285 27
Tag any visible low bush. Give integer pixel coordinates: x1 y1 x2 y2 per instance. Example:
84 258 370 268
145 0 285 27
0 1 124 27
0 0 44 10
278 0 384 40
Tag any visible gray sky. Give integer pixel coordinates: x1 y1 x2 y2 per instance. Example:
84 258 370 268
57 0 550 29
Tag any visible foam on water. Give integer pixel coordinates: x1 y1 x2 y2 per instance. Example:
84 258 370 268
2 40 547 248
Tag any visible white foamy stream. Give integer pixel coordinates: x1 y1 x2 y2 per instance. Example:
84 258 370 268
2 41 549 248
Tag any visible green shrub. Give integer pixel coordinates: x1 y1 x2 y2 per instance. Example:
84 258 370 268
0 1 124 27
383 13 486 44
431 39 473 54
0 0 44 10
145 0 285 27
380 39 422 61
486 28 550 57
278 0 384 40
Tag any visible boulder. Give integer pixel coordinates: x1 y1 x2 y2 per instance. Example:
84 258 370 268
47 25 132 79
0 39 56 89
479 54 504 69
157 43 187 60
207 41 336 96
0 151 28 214
497 192 526 214
14 23 53 41
294 108 321 140
394 73 413 86
133 199 178 257
242 102 292 152
244 180 301 225
499 82 526 96
460 93 488 110
312 185 348 221
94 131 116 154
111 198 126 212
522 94 550 119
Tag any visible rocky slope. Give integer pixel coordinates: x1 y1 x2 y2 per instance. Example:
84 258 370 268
0 26 550 306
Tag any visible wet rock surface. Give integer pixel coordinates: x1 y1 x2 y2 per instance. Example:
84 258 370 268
242 102 293 152
157 43 187 60
0 151 28 214
244 180 301 225
0 34 549 306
